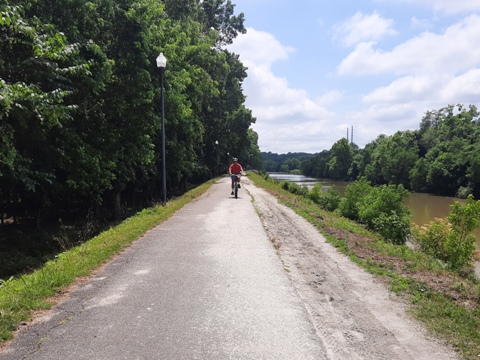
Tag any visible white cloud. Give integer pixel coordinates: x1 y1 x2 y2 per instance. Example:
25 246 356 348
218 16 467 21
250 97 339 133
410 17 432 30
337 14 480 76
362 75 447 104
364 70 480 106
345 103 423 143
333 11 397 47
348 68 480 145
317 90 343 106
228 28 340 152
228 28 295 67
439 68 480 103
227 10 480 153
390 0 480 15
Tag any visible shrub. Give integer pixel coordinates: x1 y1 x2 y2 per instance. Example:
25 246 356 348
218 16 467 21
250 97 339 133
411 195 480 271
372 211 411 245
412 218 451 260
281 181 309 197
318 187 341 212
338 178 372 221
280 181 290 191
308 184 323 204
358 184 411 244
445 195 480 270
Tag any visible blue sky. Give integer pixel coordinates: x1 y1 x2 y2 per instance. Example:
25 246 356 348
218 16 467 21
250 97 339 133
227 0 480 154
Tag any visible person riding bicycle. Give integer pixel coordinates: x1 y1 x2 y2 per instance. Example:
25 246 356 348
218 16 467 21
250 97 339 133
228 158 244 195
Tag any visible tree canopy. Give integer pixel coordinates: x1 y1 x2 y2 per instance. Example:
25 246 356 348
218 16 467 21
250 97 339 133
0 0 259 225
301 104 480 199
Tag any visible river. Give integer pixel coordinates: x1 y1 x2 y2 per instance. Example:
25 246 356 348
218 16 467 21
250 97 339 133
268 173 480 244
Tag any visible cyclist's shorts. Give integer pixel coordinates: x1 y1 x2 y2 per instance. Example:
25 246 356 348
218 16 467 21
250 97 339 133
231 174 239 181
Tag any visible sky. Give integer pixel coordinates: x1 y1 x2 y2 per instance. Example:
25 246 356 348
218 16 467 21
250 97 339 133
227 0 480 154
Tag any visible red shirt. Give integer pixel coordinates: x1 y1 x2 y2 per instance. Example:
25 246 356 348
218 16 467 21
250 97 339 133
229 162 243 174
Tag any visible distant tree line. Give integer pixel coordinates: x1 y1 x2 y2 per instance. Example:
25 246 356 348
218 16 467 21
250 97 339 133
262 152 314 173
0 0 262 226
301 104 480 199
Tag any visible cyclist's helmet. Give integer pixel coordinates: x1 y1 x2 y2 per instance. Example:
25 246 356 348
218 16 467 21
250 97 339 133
233 157 238 162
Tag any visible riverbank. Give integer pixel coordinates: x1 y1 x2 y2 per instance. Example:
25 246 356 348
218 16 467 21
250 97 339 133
268 172 480 245
251 172 480 359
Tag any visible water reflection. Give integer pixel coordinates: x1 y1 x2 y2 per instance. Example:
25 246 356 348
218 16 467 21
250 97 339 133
268 172 348 193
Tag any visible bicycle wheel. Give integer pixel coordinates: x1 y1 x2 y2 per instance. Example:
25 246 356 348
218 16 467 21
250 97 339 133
234 181 238 199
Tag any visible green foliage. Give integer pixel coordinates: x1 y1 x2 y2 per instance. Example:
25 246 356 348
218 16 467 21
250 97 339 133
302 150 329 178
307 184 323 203
337 179 411 244
0 0 256 225
371 211 411 245
415 105 480 197
308 185 341 212
280 181 309 197
318 187 341 212
412 218 451 261
357 184 411 244
302 104 480 203
338 178 372 221
445 195 480 270
262 152 314 173
364 131 419 187
411 195 480 271
325 138 353 180
280 181 290 191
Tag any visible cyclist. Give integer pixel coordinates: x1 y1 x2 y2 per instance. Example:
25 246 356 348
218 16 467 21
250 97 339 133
228 158 244 195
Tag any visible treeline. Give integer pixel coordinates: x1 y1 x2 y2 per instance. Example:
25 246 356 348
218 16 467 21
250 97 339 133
0 0 261 226
302 104 480 199
262 152 314 173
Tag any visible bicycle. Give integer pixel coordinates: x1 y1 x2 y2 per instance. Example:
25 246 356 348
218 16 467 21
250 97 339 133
231 173 242 199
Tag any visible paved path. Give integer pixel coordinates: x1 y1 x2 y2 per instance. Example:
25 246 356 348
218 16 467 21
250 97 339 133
0 177 326 360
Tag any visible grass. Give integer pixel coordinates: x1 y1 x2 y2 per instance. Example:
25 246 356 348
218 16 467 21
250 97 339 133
248 171 480 360
0 179 215 342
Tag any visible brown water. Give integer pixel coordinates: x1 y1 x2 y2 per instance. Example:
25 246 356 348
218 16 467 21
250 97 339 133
268 173 480 244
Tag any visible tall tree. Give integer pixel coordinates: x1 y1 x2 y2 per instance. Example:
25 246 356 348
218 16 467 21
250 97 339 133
326 138 353 180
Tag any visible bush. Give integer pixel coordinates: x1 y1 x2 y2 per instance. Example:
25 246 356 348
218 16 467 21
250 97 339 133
318 187 341 212
308 184 323 204
445 195 480 270
372 211 411 245
338 178 372 221
358 184 411 244
412 218 451 260
281 181 309 197
411 195 480 271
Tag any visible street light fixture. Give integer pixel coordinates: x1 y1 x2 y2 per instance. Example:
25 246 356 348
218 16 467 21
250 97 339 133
156 52 167 203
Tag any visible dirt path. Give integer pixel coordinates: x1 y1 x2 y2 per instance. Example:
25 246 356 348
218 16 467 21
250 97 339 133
244 177 459 360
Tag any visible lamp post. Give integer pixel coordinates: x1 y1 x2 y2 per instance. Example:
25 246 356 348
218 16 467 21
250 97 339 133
156 52 167 203
214 140 219 176
226 152 229 174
